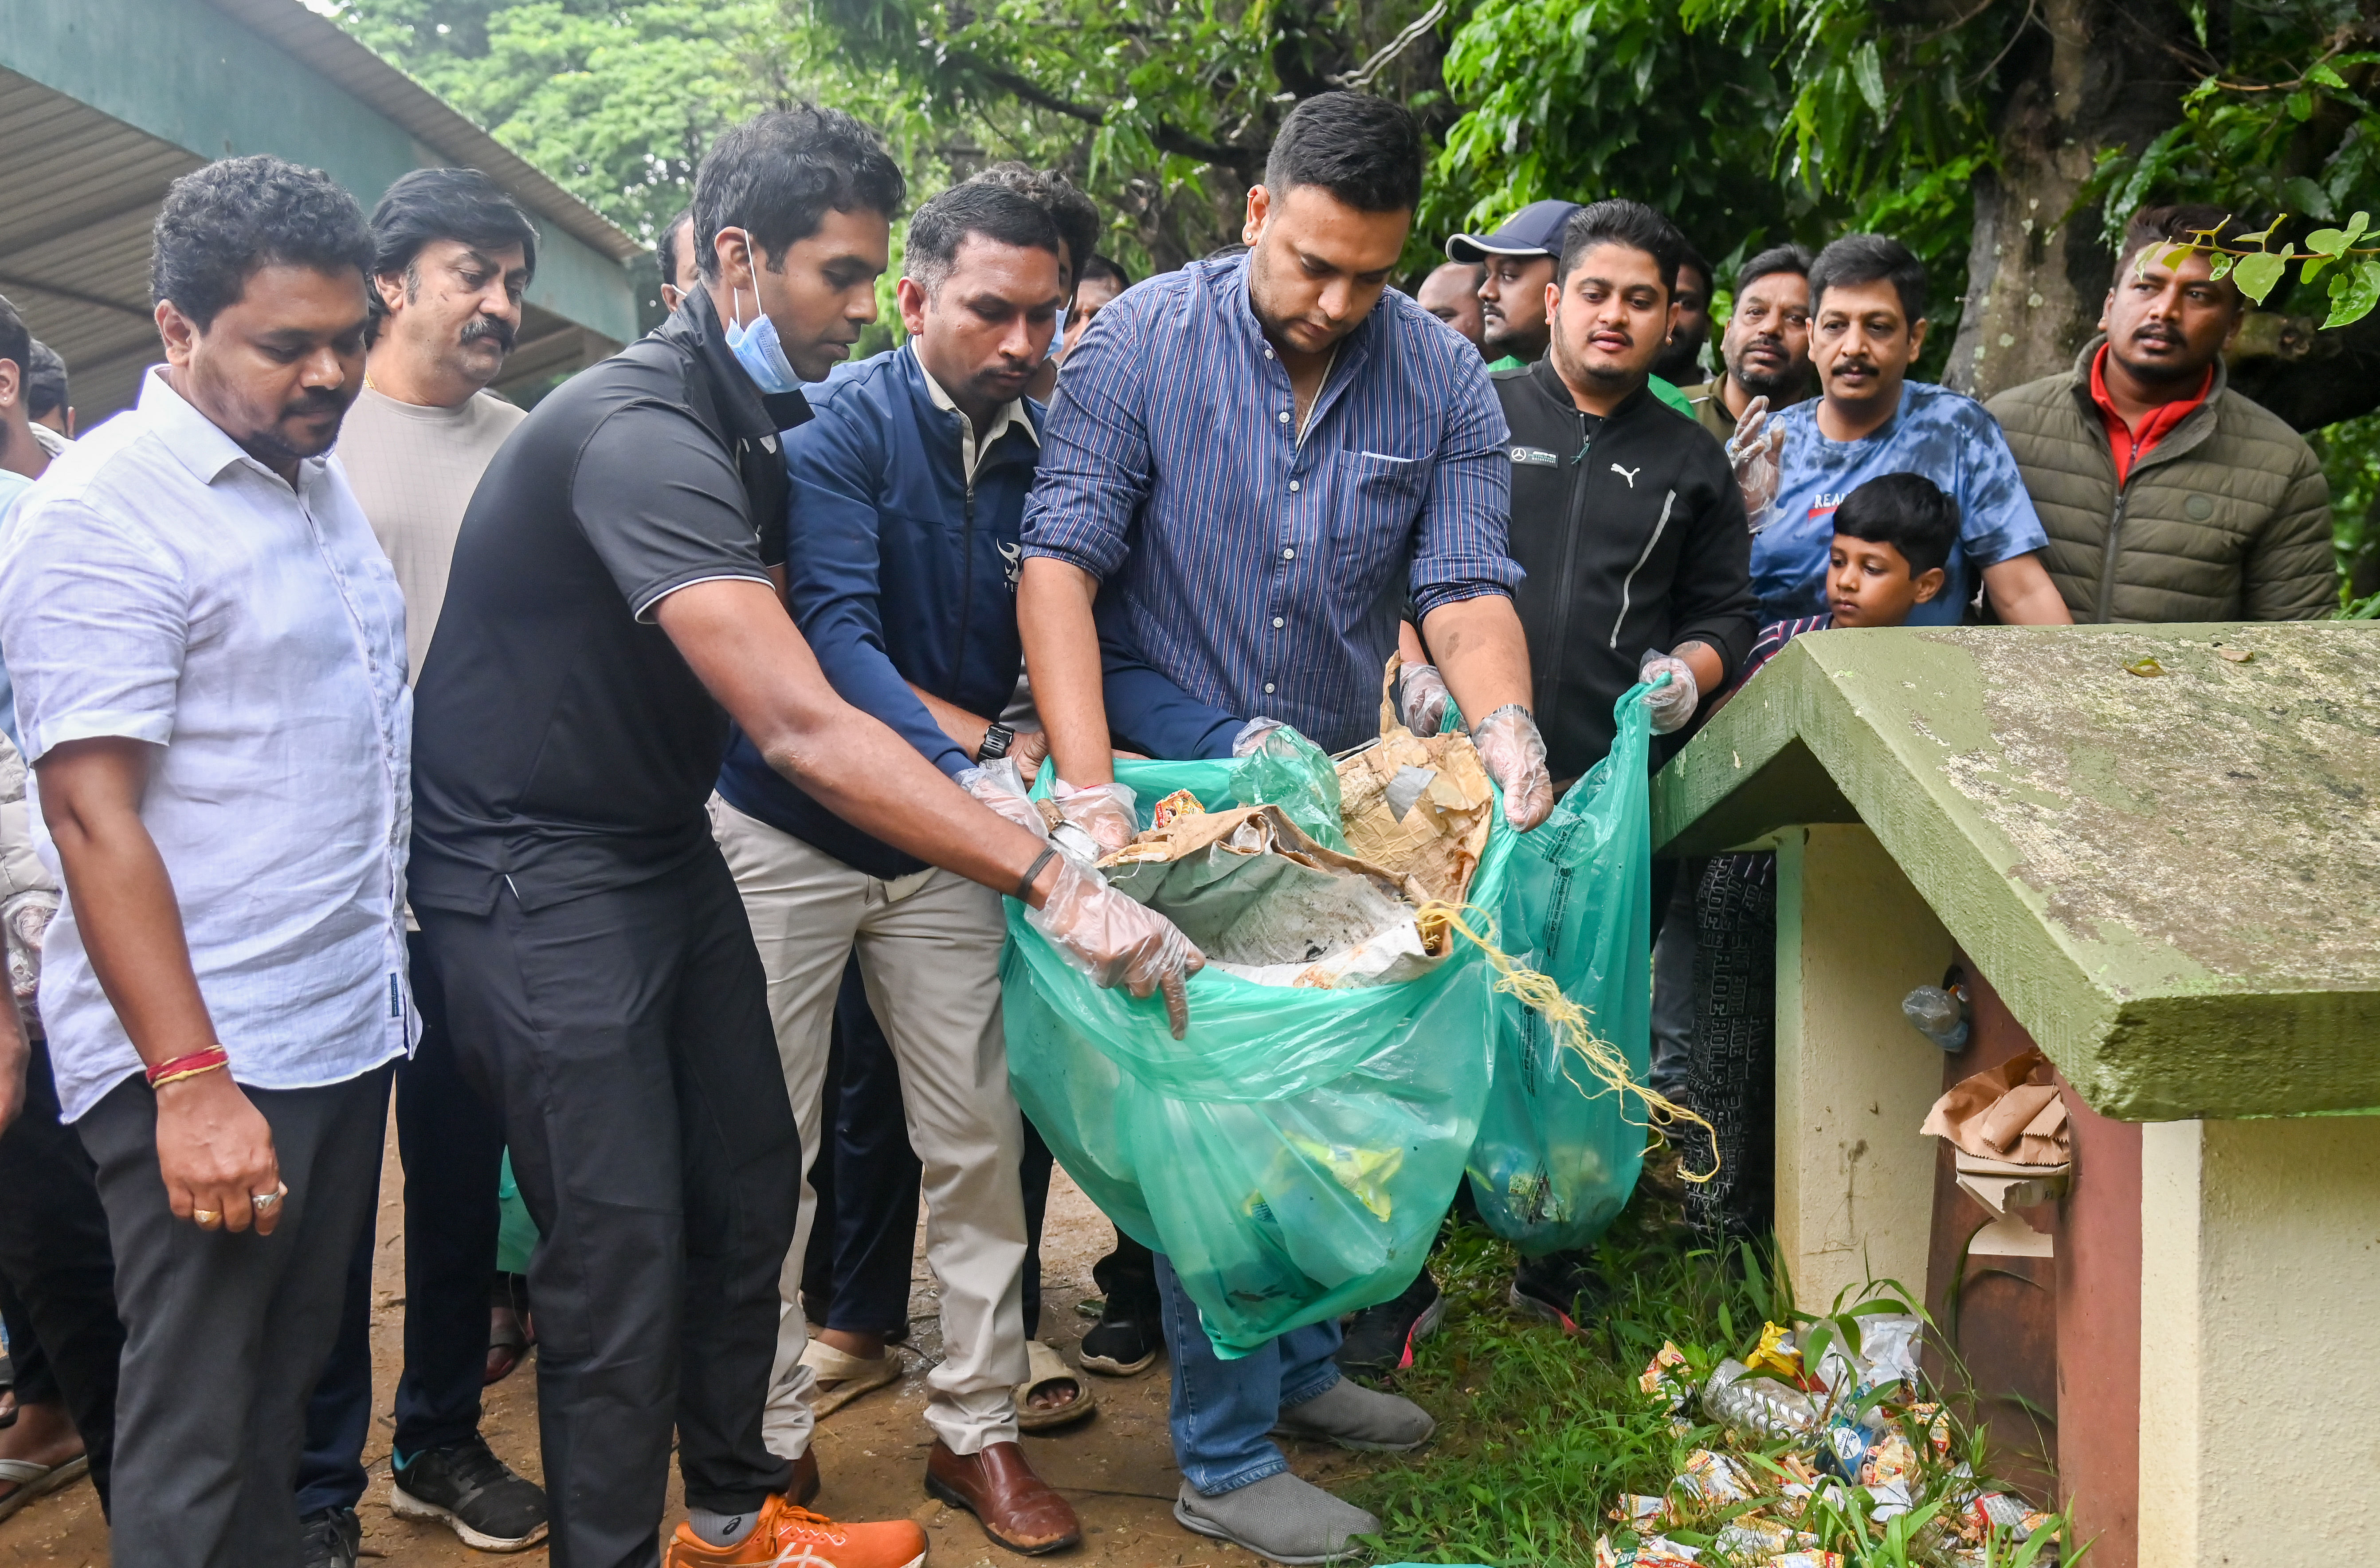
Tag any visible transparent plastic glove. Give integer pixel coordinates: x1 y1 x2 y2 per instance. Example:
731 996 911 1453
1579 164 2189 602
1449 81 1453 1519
1397 662 1451 735
1725 394 1784 533
1051 777 1138 856
1638 652 1701 735
1026 857 1205 1038
957 761 1047 838
1230 717 1286 758
1470 703 1554 832
3 888 55 1004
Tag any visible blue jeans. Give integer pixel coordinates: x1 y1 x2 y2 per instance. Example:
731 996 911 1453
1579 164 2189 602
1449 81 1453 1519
1155 1253 1342 1495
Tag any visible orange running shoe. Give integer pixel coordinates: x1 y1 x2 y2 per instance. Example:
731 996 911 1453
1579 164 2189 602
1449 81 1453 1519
662 1493 927 1568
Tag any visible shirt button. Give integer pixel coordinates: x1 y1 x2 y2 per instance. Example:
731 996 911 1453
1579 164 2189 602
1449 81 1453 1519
1265 348 1275 359
1282 547 1295 560
1264 683 1276 694
1288 480 1300 493
1273 617 1285 628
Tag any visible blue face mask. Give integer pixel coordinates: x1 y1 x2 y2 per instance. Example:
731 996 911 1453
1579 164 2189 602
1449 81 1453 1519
720 230 803 393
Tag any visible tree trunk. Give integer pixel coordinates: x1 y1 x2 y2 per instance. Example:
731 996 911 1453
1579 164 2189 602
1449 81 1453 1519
1946 0 2197 399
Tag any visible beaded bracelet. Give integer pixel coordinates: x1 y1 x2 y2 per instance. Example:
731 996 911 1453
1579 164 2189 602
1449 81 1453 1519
145 1046 229 1089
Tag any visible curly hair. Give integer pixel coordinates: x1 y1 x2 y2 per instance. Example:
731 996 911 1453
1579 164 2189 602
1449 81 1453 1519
693 106 906 280
150 155 373 329
967 163 1101 288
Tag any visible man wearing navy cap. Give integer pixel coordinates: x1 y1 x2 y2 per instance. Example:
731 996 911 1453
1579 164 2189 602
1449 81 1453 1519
1446 198 1579 371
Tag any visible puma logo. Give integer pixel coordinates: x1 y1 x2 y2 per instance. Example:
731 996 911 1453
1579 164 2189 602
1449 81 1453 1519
999 539 1023 590
1611 463 1641 488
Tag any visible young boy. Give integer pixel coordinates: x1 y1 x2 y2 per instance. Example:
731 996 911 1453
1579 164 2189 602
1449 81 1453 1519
1682 472 1957 1241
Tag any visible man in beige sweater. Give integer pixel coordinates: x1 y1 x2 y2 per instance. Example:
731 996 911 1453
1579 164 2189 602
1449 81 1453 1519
300 169 545 1568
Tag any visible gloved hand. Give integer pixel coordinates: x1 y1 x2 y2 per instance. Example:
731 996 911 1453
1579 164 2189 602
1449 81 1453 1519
1026 857 1205 1038
1230 717 1286 758
1639 651 1702 735
957 762 1047 837
1725 394 1784 533
1397 662 1451 735
1051 777 1138 856
1470 704 1554 832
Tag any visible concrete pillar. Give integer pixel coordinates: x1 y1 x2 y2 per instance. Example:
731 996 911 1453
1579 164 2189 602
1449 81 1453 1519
2137 1116 2380 1566
1772 824 1956 1313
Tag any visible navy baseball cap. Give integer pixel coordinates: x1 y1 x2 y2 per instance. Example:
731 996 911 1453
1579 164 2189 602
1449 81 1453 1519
1445 199 1582 264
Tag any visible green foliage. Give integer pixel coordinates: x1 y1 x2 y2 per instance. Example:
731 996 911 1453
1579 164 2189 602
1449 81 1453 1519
2312 409 2380 606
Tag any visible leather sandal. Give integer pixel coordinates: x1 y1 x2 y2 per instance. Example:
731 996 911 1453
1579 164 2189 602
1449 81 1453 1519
924 1439 1081 1554
800 1338 901 1418
1012 1340 1096 1432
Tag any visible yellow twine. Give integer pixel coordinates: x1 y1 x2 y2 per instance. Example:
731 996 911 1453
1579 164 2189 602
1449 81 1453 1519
1416 900 1721 1186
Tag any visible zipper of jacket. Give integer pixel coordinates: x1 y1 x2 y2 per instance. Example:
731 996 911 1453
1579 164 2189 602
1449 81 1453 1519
1611 488 1677 650
1546 407 1593 704
2093 482 2128 624
952 413 978 692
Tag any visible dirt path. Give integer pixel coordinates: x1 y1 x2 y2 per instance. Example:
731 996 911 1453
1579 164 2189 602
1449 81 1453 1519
2 1110 1370 1566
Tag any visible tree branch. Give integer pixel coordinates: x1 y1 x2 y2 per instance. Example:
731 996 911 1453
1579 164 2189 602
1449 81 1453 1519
946 51 1263 174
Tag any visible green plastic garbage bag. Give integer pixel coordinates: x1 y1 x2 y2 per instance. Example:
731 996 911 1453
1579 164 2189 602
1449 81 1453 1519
1003 751 1516 1357
1465 686 1656 1255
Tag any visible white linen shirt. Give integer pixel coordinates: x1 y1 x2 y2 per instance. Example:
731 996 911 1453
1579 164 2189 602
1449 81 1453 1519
0 369 417 1121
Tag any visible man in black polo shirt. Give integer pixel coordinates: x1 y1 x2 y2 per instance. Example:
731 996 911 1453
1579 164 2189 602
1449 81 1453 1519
410 108 1200 1568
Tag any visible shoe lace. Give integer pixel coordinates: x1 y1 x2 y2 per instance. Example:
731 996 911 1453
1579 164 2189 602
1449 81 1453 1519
768 1503 849 1548
442 1436 517 1494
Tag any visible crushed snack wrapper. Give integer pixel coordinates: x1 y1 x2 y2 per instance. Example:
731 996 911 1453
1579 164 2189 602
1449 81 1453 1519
1763 1554 1843 1568
1907 1401 1953 1458
1713 1517 1799 1557
1674 1449 1756 1507
1639 1340 1694 1408
1745 1322 1806 1383
1594 1536 1702 1567
1149 788 1205 829
1610 1494 1669 1527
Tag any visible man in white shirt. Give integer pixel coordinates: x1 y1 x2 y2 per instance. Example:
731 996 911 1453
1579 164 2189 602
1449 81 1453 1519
0 155 412 1568
296 168 545 1568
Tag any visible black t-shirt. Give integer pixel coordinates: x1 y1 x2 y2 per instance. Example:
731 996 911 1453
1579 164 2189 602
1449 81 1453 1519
409 287 810 913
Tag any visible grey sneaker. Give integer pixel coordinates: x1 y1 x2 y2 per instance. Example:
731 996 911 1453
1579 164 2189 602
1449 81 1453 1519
1270 1375 1436 1452
1172 1473 1378 1564
390 1434 549 1551
299 1505 360 1568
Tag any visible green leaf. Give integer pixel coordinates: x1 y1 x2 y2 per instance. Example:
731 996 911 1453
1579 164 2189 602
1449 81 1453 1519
2208 252 2236 279
2232 250 2288 303
2286 88 2314 120
2347 212 2373 248
2306 61 2350 90
1851 39 1886 115
2324 259 2380 329
2304 227 2353 257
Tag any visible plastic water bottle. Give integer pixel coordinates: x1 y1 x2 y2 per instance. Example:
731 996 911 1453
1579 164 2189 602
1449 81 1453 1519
1902 985 1968 1051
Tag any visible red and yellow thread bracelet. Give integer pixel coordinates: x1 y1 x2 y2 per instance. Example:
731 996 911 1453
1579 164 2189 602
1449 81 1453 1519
145 1047 229 1089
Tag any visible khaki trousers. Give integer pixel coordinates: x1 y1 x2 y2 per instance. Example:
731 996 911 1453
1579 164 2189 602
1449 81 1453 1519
709 795 1027 1458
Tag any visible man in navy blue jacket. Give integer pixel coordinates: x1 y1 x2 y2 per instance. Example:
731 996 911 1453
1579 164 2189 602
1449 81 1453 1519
707 183 1082 1556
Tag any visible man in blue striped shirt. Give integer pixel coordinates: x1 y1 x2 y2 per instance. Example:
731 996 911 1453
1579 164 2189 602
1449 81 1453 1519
1017 91 1551 1565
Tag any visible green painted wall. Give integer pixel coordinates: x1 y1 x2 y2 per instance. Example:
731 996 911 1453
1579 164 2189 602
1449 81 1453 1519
1 0 636 343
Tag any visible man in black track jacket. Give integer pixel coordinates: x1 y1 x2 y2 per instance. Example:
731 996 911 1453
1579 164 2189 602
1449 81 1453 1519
1403 198 1757 785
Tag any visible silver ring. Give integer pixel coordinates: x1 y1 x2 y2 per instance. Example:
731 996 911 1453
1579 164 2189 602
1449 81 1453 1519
252 1181 287 1210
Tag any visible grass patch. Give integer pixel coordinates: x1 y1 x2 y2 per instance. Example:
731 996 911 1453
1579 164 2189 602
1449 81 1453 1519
1345 1197 2071 1568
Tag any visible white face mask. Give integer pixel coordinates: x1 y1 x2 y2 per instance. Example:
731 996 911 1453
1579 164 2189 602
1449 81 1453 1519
719 230 802 393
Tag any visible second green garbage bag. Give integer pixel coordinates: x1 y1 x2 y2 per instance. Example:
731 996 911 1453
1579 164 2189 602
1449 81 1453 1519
1001 689 1655 1356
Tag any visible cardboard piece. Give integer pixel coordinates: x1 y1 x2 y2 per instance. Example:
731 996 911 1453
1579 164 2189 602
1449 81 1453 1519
1920 1048 2072 1167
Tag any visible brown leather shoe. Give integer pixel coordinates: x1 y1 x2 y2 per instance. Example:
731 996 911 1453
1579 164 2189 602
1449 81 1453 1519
925 1439 1081 1554
790 1447 821 1506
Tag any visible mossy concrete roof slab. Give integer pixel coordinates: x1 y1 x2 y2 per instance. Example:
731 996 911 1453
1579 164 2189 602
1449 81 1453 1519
1652 623 2380 1122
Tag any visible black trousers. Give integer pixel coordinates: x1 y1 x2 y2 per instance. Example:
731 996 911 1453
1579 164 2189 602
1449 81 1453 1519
79 1063 391 1568
418 851 798 1568
0 1038 123 1515
298 930 508 1513
1682 853 1779 1241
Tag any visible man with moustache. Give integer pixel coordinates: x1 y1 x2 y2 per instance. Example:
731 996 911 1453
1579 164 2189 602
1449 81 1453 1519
1988 202 2333 621
1651 237 1714 385
709 181 1085 1555
1678 243 1814 443
1758 234 2070 625
294 168 548 1568
1449 199 1577 371
0 155 411 1567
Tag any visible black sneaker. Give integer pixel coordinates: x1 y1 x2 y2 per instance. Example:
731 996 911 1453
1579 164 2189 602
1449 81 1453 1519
299 1505 361 1568
1333 1269 1446 1379
1078 1299 1163 1376
390 1434 549 1552
1508 1249 1612 1335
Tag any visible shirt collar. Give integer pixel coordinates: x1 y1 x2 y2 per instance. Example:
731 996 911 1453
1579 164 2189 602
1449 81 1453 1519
670 284 813 440
138 366 322 491
913 346 1038 458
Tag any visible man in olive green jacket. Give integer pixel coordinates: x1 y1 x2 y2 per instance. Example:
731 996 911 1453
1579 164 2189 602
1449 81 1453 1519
1988 202 2333 623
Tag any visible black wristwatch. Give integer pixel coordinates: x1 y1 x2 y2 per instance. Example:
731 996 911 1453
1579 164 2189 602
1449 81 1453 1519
980 722 1016 761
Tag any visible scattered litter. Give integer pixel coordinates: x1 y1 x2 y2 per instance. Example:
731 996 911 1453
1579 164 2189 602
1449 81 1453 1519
1900 983 1970 1050
1674 1448 1757 1506
1703 1357 1822 1439
1745 1321 1808 1383
1594 1536 1702 1567
1150 788 1205 829
1639 1341 1694 1410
